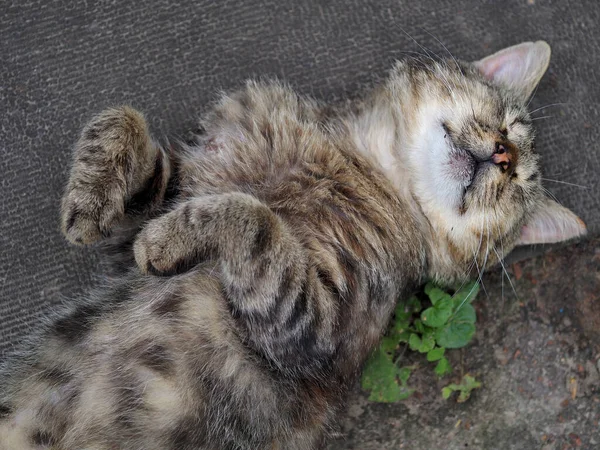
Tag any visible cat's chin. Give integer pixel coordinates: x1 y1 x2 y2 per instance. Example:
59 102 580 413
445 148 475 186
406 124 469 216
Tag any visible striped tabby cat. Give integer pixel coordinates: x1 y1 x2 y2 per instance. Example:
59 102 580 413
0 41 585 449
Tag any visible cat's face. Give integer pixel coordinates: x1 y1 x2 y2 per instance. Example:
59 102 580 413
394 42 586 283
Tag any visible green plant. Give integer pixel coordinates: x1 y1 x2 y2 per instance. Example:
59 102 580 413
442 374 482 402
361 281 480 403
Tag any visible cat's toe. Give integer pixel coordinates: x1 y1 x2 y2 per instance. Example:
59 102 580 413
61 210 102 245
133 227 177 276
60 194 124 245
133 213 203 276
133 244 181 276
132 236 152 273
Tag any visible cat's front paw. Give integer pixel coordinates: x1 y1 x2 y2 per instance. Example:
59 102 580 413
133 213 193 276
61 193 125 245
61 107 159 245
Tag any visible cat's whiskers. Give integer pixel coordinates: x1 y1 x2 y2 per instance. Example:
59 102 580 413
541 178 589 189
396 26 443 62
493 246 519 302
405 52 456 99
471 215 487 297
398 50 454 93
481 213 491 297
451 209 490 313
395 27 457 98
397 51 451 92
491 209 519 303
492 216 505 308
449 256 480 306
541 186 562 204
453 277 481 314
530 115 552 121
463 256 478 279
419 27 464 77
525 82 541 108
472 216 485 278
528 102 566 115
416 27 467 100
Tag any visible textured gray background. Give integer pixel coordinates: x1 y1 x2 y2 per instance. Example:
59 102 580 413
1 0 598 359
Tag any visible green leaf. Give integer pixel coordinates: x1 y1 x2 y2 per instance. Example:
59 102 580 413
434 290 477 349
434 322 476 349
393 311 412 334
394 299 413 319
441 374 482 403
409 331 434 353
365 282 481 403
420 331 435 353
457 390 471 403
413 319 425 334
421 303 452 328
394 300 407 317
361 348 415 403
462 374 482 391
395 330 411 344
379 336 398 355
434 356 452 377
394 313 411 327
424 283 452 306
452 302 476 324
394 301 411 319
361 348 391 390
453 281 480 306
405 295 422 313
442 387 453 399
398 366 412 385
367 381 414 403
455 374 482 403
426 347 446 362
408 333 422 352
391 302 412 343
421 327 436 350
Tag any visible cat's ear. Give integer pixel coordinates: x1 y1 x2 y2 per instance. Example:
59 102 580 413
474 41 551 101
517 197 586 246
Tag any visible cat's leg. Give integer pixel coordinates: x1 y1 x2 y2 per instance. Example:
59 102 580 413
61 107 171 246
133 192 306 297
132 193 333 374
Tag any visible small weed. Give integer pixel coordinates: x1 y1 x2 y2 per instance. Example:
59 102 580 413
361 280 481 402
442 374 482 402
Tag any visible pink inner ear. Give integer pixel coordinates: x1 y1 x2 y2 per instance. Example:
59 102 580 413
477 47 529 83
519 224 563 245
477 55 503 81
475 42 552 103
517 208 587 246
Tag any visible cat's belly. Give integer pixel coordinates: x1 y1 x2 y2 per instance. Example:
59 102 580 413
1 266 325 449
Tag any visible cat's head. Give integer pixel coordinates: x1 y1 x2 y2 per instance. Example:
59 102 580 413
391 41 586 283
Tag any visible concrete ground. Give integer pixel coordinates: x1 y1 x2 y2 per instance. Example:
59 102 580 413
328 237 600 450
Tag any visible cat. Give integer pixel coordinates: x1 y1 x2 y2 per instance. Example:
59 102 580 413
0 41 586 450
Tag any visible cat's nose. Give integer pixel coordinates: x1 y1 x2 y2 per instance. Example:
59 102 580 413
492 143 511 173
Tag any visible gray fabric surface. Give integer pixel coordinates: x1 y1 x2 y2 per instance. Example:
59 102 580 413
1 0 598 358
